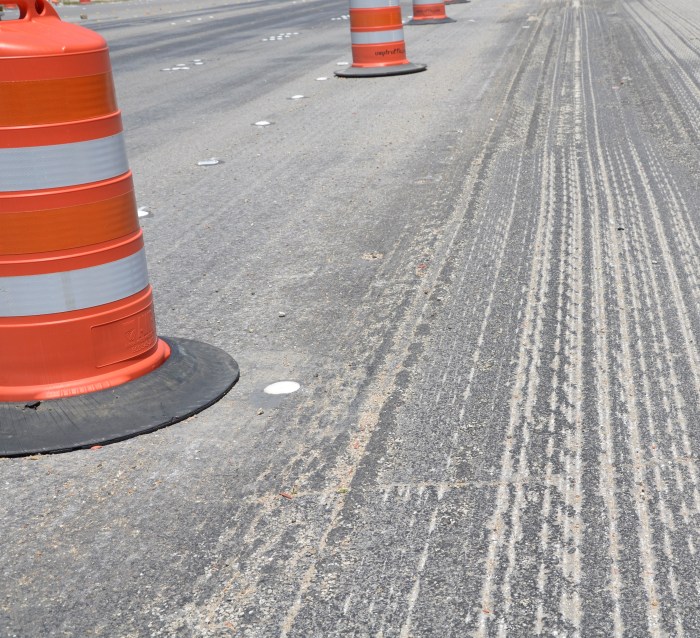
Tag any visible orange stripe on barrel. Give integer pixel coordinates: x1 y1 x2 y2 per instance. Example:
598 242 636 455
0 48 112 82
0 73 117 126
0 188 138 255
0 230 144 277
1 172 133 211
0 286 169 401
414 4 437 16
0 112 123 148
350 7 402 28
351 43 409 66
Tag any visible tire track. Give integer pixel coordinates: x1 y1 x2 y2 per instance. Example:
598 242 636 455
580 1 700 633
624 0 700 142
477 18 570 636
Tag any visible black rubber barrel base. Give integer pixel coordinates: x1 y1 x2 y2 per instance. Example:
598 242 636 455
335 62 427 78
0 337 240 457
445 0 469 4
408 17 456 24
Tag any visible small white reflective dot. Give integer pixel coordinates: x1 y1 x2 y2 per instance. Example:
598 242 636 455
197 158 221 166
137 206 151 218
264 382 301 395
316 77 329 81
290 94 305 99
336 61 349 66
254 120 271 126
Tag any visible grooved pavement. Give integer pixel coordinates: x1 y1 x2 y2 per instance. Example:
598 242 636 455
2 0 700 636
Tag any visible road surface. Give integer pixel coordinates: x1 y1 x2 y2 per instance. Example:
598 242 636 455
2 0 700 635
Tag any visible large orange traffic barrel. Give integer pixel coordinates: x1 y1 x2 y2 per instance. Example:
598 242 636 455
0 0 239 456
408 0 455 25
335 0 426 78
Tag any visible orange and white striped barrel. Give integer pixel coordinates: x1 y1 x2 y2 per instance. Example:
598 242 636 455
0 0 169 401
335 0 426 77
408 0 455 25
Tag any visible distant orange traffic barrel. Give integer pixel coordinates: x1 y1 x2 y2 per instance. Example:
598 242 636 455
408 0 455 25
335 0 426 78
0 0 239 456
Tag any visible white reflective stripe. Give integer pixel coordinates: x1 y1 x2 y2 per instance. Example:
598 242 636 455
351 28 404 44
350 0 399 7
413 0 441 4
0 133 129 192
0 249 149 317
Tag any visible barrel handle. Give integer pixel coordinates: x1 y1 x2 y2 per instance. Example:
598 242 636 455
15 0 60 20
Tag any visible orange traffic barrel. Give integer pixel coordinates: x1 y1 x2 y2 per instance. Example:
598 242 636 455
0 0 239 456
335 0 426 78
408 0 455 25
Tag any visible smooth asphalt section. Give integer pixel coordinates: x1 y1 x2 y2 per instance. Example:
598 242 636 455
2 0 700 635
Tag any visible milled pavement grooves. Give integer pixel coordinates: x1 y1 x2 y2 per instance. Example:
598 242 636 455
176 0 700 635
1 0 700 636
141 0 700 636
277 1 700 637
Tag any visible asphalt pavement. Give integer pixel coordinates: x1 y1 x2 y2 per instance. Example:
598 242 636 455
2 0 700 635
